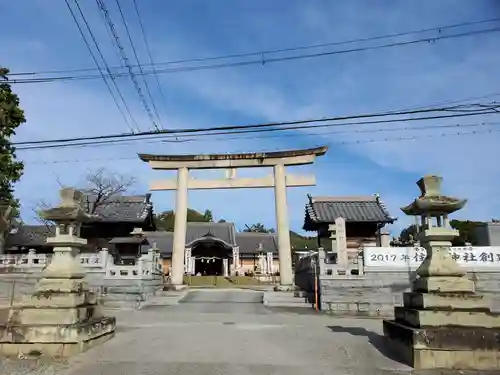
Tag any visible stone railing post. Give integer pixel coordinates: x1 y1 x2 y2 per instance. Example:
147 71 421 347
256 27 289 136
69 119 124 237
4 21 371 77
357 253 365 275
137 257 145 278
99 248 109 268
317 247 326 276
27 248 36 268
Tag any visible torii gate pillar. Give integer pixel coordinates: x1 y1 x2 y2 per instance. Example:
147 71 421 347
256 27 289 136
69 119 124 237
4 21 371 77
139 146 327 290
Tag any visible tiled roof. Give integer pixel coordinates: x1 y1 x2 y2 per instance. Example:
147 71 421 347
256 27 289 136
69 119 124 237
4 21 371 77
142 231 173 254
235 232 278 254
5 225 54 248
142 224 278 256
304 195 395 229
84 194 153 223
109 237 149 245
185 222 236 246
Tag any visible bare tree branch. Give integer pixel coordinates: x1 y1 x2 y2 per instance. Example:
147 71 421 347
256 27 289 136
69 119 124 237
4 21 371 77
32 168 136 225
82 168 136 215
33 200 53 230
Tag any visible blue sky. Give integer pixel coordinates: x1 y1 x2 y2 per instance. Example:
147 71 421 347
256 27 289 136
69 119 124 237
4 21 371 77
2 0 500 236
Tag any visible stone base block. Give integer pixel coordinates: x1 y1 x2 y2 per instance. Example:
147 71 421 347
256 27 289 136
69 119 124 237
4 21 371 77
383 319 500 369
0 330 114 358
394 306 500 328
9 304 97 325
412 276 475 293
403 292 490 310
16 291 95 308
0 316 115 358
34 278 89 294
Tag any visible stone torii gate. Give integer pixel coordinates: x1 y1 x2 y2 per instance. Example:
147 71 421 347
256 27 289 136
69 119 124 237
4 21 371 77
139 146 327 289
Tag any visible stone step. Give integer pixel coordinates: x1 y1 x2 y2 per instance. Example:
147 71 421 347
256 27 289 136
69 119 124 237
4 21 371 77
263 291 314 309
264 295 307 301
265 301 313 308
264 297 310 305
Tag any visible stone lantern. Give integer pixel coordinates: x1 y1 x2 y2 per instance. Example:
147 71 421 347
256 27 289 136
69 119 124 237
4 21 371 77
383 175 500 370
0 188 116 358
400 175 468 285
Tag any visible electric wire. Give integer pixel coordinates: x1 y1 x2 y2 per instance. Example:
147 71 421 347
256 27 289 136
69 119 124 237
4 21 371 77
64 0 138 133
12 103 500 148
114 0 164 129
132 0 170 125
9 16 500 77
95 0 160 131
14 106 500 151
7 26 500 84
22 126 500 165
16 120 500 152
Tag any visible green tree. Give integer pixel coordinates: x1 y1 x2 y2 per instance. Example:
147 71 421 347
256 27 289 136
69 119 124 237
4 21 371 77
395 220 485 246
394 224 419 245
0 67 26 208
155 208 213 231
450 219 484 246
289 230 318 250
203 209 213 222
243 222 274 233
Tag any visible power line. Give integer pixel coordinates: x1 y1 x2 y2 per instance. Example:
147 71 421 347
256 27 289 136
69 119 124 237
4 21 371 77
7 26 500 85
9 17 500 77
13 103 499 146
95 0 160 131
63 0 137 133
21 126 500 165
132 0 169 126
70 0 141 133
14 105 500 150
114 0 164 129
18 120 500 152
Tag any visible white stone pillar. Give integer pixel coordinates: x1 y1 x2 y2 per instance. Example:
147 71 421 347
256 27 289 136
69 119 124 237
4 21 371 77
184 247 192 275
223 258 229 276
380 232 390 247
318 248 326 276
190 257 195 275
266 252 273 274
273 163 293 287
335 217 348 270
258 254 265 274
171 167 189 286
232 246 240 274
99 248 109 268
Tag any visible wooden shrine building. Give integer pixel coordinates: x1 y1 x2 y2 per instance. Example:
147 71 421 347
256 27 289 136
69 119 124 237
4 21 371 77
303 194 396 261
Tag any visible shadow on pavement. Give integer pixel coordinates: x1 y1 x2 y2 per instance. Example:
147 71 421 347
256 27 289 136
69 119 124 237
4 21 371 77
327 325 405 366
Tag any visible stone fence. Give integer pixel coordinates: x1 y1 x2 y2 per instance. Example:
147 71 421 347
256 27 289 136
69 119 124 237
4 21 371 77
0 248 165 307
0 248 164 281
295 245 500 317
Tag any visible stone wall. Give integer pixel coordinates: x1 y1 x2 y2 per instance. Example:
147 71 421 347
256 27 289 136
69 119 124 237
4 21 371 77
0 272 163 308
319 271 500 317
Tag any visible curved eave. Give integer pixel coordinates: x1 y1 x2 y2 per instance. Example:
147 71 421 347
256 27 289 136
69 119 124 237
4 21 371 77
186 236 235 249
138 146 328 163
303 217 396 231
401 198 467 216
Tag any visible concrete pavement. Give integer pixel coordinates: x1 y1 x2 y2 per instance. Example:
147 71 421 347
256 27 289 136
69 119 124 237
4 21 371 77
2 288 416 374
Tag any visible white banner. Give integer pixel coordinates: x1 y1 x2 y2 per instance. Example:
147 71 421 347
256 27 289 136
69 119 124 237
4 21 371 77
364 246 500 269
